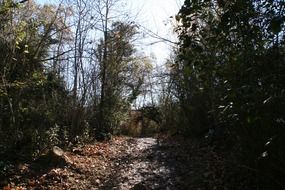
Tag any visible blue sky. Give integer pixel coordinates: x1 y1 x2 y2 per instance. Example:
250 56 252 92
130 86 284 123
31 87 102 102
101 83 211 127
36 0 182 63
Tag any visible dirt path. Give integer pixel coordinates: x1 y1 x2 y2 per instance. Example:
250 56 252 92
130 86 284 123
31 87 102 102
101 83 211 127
2 136 226 190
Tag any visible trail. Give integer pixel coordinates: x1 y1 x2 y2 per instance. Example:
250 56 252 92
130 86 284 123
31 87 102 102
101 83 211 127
3 136 226 190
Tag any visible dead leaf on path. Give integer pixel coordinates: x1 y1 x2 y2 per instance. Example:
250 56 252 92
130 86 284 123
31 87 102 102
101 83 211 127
3 185 11 190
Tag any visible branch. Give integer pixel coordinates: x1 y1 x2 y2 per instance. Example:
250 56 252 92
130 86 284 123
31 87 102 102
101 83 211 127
39 49 74 62
137 24 178 45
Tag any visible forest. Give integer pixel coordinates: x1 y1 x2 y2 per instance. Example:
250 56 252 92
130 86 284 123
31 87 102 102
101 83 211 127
0 0 285 189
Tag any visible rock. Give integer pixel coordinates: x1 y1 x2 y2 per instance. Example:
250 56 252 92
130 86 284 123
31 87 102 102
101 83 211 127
95 179 101 185
33 146 66 168
53 146 64 157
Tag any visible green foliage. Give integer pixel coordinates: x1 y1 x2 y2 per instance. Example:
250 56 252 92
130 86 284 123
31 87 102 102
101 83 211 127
119 109 160 137
141 106 161 125
0 1 72 158
170 0 285 188
94 21 151 138
0 0 155 165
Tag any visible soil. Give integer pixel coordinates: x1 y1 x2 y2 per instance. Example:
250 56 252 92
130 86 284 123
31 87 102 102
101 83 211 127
1 136 227 190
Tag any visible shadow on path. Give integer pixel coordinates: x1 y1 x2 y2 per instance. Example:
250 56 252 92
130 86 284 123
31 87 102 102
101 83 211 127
101 137 204 190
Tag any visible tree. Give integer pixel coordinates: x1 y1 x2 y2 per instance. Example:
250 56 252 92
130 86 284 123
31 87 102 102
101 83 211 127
93 20 152 136
173 0 285 187
0 0 71 156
